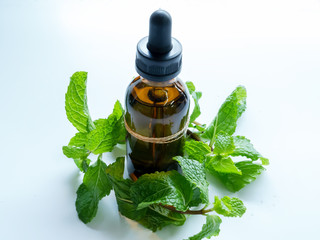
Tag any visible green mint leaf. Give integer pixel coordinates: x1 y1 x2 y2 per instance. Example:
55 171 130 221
186 215 222 240
213 132 235 156
86 101 126 154
213 196 246 217
62 146 89 159
73 158 91 173
184 140 211 163
186 81 202 125
69 132 88 147
131 171 193 211
215 161 265 192
139 204 186 232
65 71 95 133
206 155 242 175
75 155 112 223
202 86 247 146
174 156 209 205
83 155 112 198
75 183 99 223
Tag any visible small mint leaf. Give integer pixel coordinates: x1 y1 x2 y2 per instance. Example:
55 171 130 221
206 155 242 175
213 196 246 217
215 161 265 192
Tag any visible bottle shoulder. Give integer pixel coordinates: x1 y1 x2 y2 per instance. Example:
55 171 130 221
125 76 190 107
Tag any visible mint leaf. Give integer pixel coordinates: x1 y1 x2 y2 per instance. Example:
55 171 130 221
187 215 222 240
75 155 112 223
75 184 99 223
65 71 95 133
206 155 242 175
213 196 246 217
213 132 235 156
202 86 247 146
139 204 186 232
69 132 88 147
83 155 112 198
232 136 269 165
184 140 211 163
86 101 126 154
215 161 265 192
131 171 193 211
62 146 88 159
186 81 202 125
174 156 209 205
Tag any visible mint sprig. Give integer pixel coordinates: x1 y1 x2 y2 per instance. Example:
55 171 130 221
63 72 269 239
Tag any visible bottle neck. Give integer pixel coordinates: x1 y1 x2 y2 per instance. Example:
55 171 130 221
141 77 177 87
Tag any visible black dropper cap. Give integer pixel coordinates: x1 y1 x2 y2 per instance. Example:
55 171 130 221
135 9 182 82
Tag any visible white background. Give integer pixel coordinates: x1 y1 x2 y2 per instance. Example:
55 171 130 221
1 0 320 239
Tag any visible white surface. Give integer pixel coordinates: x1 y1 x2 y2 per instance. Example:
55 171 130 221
1 0 320 239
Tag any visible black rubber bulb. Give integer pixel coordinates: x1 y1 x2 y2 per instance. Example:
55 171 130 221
147 9 173 54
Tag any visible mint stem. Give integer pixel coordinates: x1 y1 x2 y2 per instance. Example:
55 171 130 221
161 204 213 215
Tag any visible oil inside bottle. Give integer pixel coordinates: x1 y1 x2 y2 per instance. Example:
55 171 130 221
125 76 190 177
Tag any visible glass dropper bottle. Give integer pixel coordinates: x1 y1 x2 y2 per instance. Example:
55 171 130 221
124 9 190 178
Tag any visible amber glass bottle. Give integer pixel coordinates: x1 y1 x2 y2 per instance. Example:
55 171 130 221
125 10 190 177
125 76 189 177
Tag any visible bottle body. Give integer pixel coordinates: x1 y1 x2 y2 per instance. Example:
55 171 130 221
125 76 190 177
